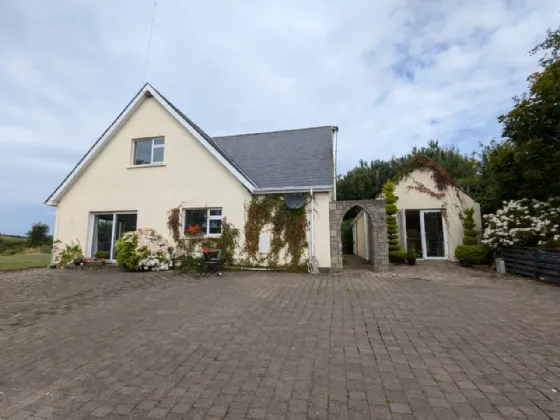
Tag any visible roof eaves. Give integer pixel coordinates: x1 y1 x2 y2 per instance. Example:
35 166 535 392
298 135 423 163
44 83 150 205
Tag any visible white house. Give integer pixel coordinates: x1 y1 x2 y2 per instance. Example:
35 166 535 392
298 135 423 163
45 83 336 270
352 168 482 261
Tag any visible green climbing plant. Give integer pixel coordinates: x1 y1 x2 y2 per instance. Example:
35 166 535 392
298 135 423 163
244 195 308 269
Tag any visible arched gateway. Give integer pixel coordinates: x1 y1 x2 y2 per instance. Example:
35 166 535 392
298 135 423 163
329 200 389 272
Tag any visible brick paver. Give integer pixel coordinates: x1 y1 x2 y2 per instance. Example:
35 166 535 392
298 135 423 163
0 263 559 419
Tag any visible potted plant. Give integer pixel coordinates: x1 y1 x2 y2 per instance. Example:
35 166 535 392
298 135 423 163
406 246 418 265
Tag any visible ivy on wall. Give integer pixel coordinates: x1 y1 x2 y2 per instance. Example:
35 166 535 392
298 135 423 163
167 194 308 271
244 195 308 269
407 180 445 199
167 207 240 268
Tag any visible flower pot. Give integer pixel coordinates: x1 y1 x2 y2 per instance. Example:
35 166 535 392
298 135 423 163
406 257 416 266
459 259 472 268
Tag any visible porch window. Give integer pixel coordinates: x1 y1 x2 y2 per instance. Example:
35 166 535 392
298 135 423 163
133 137 165 165
184 208 222 236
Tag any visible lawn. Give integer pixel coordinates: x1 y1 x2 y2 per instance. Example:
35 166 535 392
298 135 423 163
0 253 51 271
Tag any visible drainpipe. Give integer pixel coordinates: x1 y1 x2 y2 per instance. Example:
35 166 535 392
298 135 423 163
310 188 315 259
331 126 338 200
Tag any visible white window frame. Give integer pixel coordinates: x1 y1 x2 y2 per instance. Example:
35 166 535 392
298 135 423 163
419 210 448 260
89 211 137 261
184 208 223 237
133 137 165 165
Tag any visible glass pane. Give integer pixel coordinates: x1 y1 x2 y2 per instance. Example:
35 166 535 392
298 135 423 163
113 214 137 259
209 219 222 235
153 146 164 163
134 140 152 165
185 210 207 233
209 209 222 216
424 212 445 257
405 210 422 257
92 214 113 258
153 138 165 146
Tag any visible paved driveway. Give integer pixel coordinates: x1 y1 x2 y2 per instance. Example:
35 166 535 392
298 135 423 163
0 264 559 420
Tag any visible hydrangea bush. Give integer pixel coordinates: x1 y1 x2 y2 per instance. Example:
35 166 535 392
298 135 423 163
114 228 174 271
482 198 560 250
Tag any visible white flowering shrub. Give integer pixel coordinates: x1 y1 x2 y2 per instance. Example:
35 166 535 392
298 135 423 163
482 198 560 249
114 228 174 271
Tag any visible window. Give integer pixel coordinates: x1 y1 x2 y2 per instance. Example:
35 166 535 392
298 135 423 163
133 137 165 165
184 208 222 236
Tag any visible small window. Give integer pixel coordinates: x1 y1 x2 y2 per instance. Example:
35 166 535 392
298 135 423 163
184 208 223 236
134 137 165 165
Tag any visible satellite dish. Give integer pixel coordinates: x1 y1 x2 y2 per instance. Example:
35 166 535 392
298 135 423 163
284 194 306 209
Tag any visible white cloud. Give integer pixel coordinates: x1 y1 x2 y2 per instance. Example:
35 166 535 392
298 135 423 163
0 0 559 233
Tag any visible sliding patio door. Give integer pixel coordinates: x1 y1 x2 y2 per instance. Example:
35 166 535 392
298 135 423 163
420 210 448 259
91 213 137 260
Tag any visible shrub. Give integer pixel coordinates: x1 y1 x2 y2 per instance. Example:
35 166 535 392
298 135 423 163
0 235 27 255
114 229 174 271
55 241 83 268
462 208 478 245
455 245 488 264
482 198 560 249
94 250 110 260
382 180 404 260
406 244 419 259
178 255 206 273
389 250 406 263
455 208 488 263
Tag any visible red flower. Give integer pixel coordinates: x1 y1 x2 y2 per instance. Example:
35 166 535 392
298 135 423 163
202 247 211 252
187 225 202 234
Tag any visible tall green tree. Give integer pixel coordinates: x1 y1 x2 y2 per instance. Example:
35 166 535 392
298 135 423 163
493 27 560 201
26 223 50 247
337 140 477 201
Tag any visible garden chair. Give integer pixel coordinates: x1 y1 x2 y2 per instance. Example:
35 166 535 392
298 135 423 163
202 249 222 276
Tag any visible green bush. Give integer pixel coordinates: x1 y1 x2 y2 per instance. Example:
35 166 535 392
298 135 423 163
94 250 110 260
114 229 173 271
382 180 403 256
455 245 488 264
456 208 485 260
55 241 83 268
0 235 27 256
406 244 419 259
114 233 150 270
389 250 406 263
179 255 206 273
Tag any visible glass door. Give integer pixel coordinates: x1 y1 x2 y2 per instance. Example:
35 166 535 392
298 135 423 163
420 210 447 259
91 213 137 260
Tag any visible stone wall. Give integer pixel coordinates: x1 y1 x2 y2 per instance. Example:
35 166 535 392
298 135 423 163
329 200 389 272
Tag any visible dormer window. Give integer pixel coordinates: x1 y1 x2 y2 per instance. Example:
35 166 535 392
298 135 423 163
133 137 165 165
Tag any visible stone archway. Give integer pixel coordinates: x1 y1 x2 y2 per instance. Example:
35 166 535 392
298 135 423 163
330 200 389 272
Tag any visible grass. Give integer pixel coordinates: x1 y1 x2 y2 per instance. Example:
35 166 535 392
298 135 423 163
0 253 51 271
0 234 27 246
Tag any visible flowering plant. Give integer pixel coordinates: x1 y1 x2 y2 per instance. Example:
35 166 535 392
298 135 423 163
114 228 175 271
482 198 560 250
186 225 203 235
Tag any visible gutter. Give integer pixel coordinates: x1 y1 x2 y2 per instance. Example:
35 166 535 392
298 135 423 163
254 185 333 194
310 189 315 260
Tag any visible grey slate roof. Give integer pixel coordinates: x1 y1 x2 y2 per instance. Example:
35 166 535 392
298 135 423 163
151 86 258 187
214 126 335 189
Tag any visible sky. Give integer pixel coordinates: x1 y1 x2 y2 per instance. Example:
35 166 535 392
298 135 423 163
0 0 558 235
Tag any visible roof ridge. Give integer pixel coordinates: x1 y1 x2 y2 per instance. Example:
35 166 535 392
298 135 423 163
214 125 334 139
